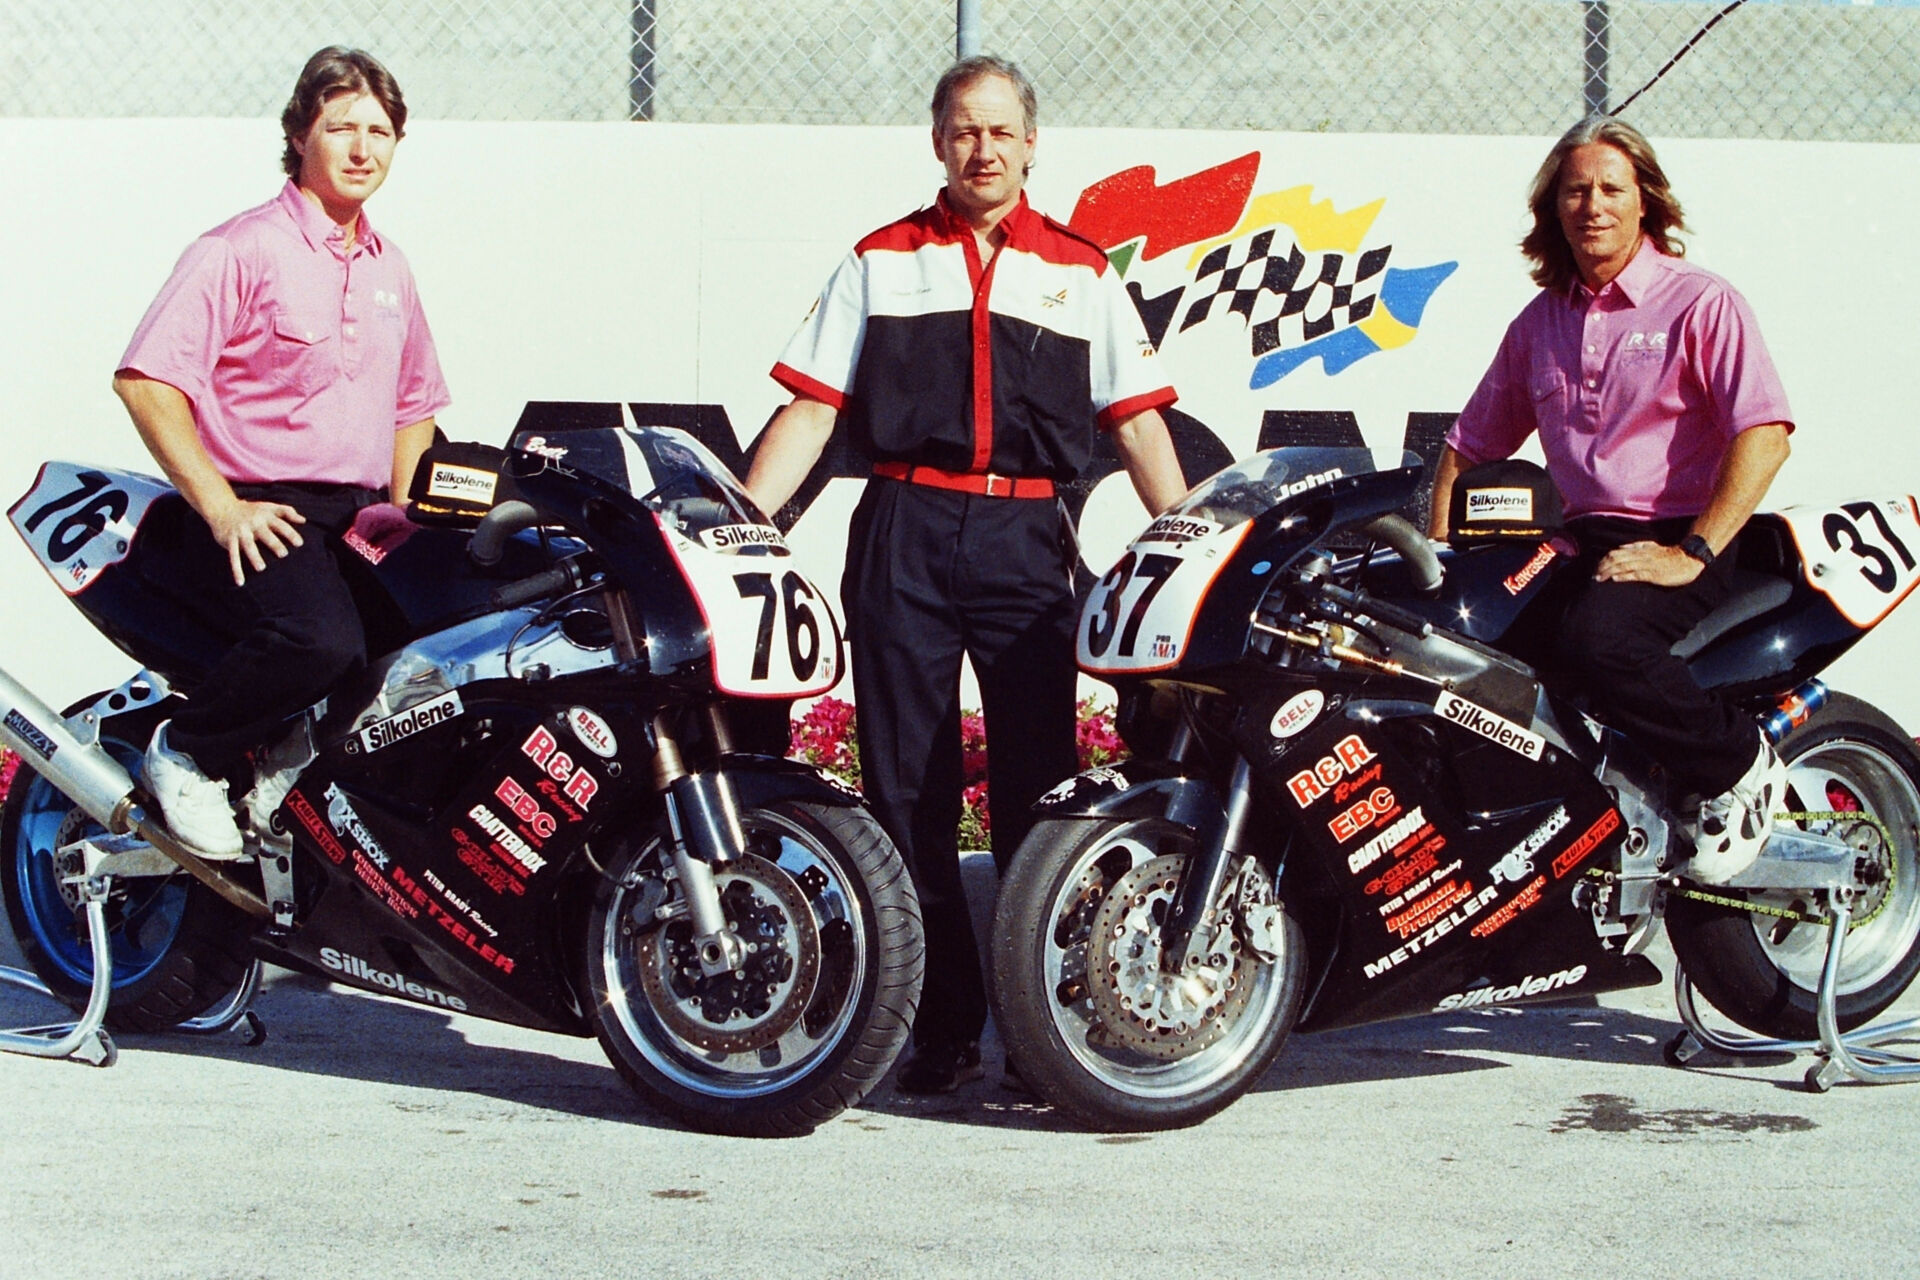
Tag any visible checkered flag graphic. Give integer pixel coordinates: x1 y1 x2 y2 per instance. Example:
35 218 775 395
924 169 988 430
1179 233 1393 355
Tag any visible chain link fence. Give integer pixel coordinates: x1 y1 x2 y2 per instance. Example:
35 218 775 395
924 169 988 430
2 0 1915 139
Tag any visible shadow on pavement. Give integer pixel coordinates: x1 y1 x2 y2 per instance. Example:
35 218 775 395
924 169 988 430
0 967 668 1129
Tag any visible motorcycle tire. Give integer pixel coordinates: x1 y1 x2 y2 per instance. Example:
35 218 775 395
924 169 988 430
1 700 252 1032
989 816 1306 1132
583 799 922 1138
1668 693 1920 1039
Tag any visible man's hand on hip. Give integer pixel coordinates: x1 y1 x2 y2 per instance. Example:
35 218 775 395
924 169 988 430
209 498 307 586
1594 540 1702 587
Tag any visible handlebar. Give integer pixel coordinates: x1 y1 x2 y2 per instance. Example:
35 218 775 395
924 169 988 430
1360 514 1444 596
468 500 542 567
491 562 586 611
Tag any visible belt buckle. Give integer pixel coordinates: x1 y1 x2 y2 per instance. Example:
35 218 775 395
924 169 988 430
983 473 1012 498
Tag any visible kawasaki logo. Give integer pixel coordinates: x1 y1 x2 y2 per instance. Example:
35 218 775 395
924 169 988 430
357 691 464 753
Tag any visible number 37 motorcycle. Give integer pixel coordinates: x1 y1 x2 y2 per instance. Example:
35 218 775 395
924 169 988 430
991 446 1920 1130
0 422 922 1138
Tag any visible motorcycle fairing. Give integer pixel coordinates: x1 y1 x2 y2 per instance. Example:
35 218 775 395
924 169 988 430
257 693 654 1033
9 462 169 595
1276 705 1647 1032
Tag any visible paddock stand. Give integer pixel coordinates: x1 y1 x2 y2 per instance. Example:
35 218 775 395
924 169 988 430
0 832 266 1068
1665 895 1920 1092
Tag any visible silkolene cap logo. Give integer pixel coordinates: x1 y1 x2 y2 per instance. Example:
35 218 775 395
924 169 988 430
427 462 498 504
1465 487 1534 522
567 706 619 758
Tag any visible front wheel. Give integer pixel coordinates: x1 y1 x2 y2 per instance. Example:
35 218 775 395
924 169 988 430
1669 694 1920 1039
583 800 922 1137
989 816 1306 1131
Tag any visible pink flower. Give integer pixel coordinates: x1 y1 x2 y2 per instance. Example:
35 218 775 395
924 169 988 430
0 749 16 806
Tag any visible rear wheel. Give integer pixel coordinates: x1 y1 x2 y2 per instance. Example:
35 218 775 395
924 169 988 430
583 800 921 1137
1669 694 1920 1038
990 816 1305 1131
1 702 252 1032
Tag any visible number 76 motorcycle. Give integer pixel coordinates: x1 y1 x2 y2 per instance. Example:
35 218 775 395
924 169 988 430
0 423 922 1137
990 447 1920 1130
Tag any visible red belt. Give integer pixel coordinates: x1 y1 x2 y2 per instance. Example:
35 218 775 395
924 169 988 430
873 461 1055 499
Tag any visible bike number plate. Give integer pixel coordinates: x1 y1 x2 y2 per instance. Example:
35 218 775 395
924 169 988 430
8 463 168 595
659 519 844 697
1079 520 1250 674
1779 496 1920 628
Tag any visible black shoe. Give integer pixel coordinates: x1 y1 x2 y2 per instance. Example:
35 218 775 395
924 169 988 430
897 1040 984 1095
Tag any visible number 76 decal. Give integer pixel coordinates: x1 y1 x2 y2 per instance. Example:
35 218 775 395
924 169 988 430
1780 496 1920 628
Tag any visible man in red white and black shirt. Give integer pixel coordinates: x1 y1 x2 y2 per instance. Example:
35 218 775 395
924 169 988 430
747 56 1186 1094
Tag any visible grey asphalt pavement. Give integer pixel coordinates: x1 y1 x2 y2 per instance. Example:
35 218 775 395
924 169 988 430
4 855 1919 1280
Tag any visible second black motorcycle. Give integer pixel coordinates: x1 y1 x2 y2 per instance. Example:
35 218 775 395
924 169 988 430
991 446 1920 1129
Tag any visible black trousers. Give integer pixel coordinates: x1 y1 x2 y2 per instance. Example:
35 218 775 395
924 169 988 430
844 479 1078 1048
1523 514 1760 797
164 483 379 777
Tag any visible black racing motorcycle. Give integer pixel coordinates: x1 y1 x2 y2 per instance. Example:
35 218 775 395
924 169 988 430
990 446 1920 1129
0 421 922 1137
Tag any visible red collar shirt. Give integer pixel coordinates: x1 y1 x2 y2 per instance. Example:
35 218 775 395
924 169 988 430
119 181 451 490
773 191 1176 480
1449 238 1792 521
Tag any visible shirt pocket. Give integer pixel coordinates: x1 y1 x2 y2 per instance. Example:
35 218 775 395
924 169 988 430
270 309 337 399
1528 368 1572 435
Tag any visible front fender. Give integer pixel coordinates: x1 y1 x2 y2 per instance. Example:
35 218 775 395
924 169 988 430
720 753 868 811
1032 759 1222 831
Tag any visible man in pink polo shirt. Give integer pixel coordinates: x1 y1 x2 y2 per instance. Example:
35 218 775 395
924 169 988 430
1429 116 1792 885
113 47 449 860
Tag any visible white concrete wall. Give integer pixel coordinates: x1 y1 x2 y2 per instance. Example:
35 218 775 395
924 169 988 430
3 119 1917 726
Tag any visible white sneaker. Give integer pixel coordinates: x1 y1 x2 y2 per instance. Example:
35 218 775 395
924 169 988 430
243 731 312 837
143 721 245 861
1688 736 1791 885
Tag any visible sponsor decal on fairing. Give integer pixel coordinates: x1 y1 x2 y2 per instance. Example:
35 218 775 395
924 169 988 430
1286 734 1377 807
319 946 469 1010
1433 964 1588 1011
1434 692 1545 761
1268 690 1325 739
356 691 464 754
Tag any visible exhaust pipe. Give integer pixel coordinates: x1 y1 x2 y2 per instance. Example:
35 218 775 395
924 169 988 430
0 667 141 833
0 667 269 919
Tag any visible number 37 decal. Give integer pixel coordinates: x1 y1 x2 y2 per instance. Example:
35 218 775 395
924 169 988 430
1781 496 1920 628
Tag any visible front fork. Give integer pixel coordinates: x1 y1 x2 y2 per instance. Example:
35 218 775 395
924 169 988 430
1158 721 1260 976
651 707 751 975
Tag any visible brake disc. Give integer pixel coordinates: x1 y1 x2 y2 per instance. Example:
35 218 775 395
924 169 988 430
637 853 820 1054
1084 854 1251 1060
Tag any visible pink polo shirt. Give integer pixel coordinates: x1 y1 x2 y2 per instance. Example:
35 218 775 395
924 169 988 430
118 181 450 490
1449 238 1792 521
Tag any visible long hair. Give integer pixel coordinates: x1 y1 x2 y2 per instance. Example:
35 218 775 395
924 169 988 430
930 55 1038 137
1521 115 1687 294
280 47 407 178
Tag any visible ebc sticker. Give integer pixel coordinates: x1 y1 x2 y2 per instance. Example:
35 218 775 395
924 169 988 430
1268 690 1325 740
1434 692 1545 761
9 463 169 595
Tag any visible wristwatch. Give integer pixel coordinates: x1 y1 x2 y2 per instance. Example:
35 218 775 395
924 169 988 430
1678 534 1715 567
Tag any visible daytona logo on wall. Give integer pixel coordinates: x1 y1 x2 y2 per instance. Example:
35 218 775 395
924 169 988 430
1066 152 1456 388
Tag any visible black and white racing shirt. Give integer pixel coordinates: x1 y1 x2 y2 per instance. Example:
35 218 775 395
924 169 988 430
772 191 1177 481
